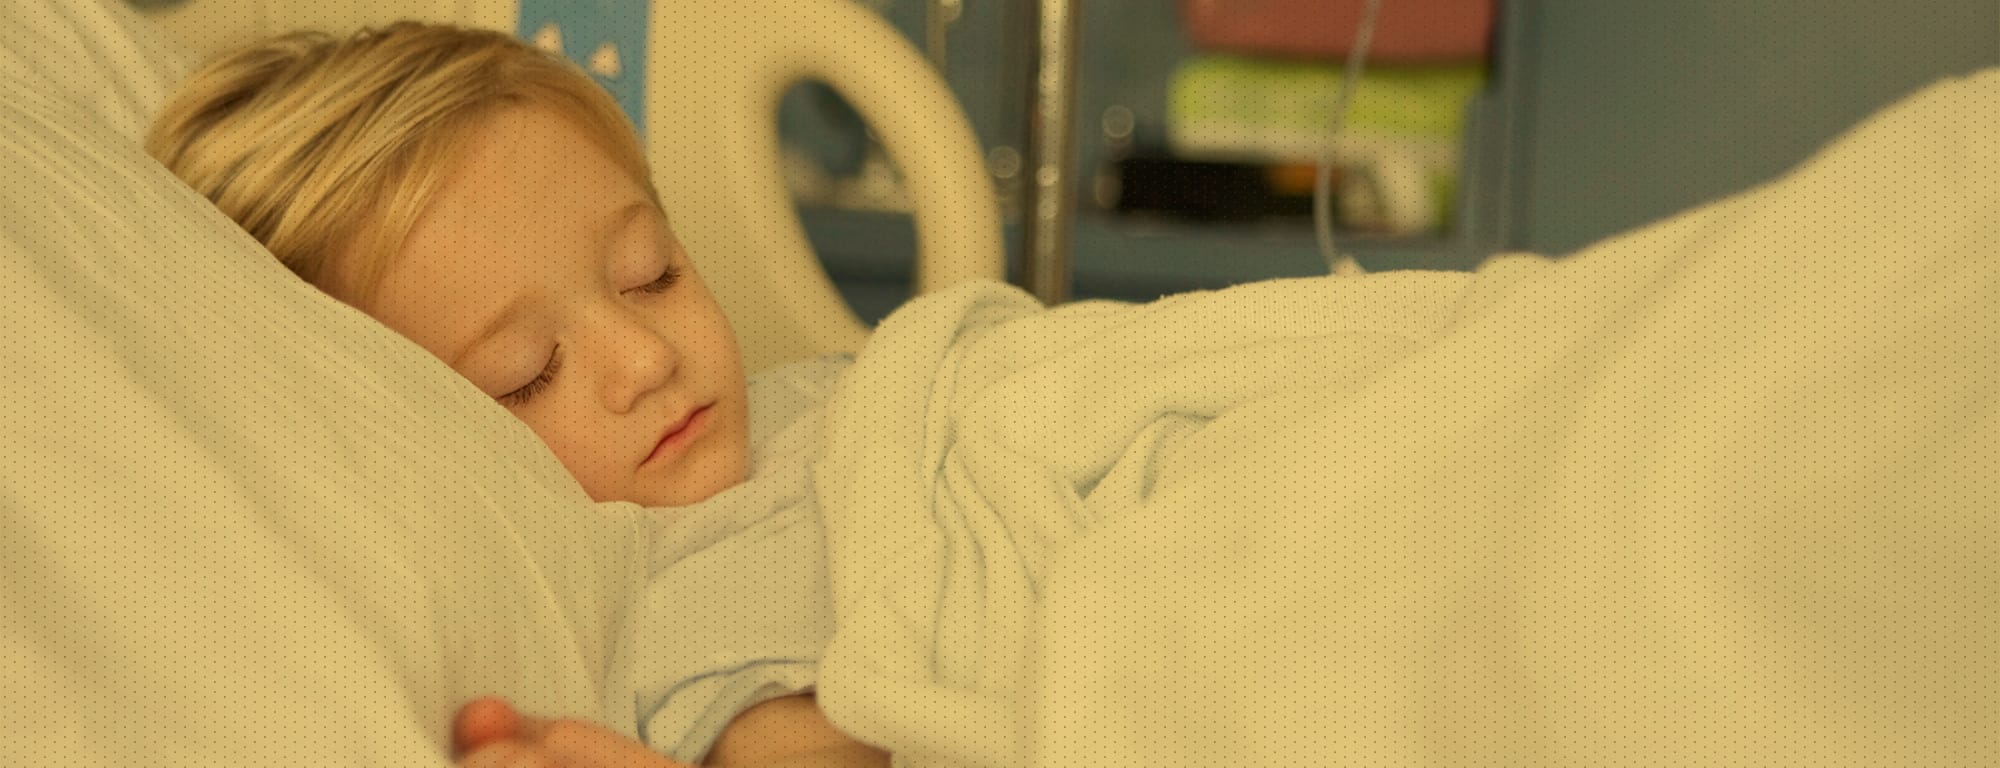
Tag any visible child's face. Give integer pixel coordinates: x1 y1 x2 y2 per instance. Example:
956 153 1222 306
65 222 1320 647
359 104 750 508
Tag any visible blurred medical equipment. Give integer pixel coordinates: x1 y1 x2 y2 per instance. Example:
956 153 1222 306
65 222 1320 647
1019 0 1080 305
1315 0 1382 277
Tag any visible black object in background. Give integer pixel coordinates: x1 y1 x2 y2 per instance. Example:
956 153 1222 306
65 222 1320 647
1102 154 1320 221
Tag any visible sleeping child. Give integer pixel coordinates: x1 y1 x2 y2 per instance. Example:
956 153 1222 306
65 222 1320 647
146 21 879 768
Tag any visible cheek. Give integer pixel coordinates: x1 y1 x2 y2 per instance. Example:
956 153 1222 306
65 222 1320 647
664 289 744 379
679 272 739 342
696 296 745 374
520 408 625 502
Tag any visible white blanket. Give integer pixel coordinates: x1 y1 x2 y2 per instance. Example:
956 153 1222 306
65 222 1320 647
816 69 2000 767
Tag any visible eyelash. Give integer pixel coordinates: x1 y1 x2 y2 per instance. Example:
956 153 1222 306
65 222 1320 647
633 265 682 295
501 345 562 407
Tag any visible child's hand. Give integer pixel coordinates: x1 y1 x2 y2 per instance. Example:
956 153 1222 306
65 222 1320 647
453 696 692 768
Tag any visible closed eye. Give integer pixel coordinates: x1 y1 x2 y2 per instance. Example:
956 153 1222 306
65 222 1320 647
631 265 682 295
500 345 562 407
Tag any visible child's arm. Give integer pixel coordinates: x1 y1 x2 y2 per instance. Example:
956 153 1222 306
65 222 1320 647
703 695 888 768
454 696 888 768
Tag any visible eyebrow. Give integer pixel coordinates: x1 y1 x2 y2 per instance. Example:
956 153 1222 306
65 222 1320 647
445 201 654 368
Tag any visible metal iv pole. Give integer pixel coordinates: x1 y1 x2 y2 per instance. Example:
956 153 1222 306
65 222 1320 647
1018 0 1078 305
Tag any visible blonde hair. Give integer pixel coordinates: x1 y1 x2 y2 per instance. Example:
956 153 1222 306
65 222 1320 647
146 21 655 306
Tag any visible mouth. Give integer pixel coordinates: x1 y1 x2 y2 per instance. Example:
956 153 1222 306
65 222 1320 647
644 403 712 467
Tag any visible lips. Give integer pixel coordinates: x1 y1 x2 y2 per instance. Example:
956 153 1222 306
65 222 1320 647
644 403 711 467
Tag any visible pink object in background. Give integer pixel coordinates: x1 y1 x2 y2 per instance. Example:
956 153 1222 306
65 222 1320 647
1179 0 1495 62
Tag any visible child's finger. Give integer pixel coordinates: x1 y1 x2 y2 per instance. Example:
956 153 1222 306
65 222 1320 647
452 696 523 758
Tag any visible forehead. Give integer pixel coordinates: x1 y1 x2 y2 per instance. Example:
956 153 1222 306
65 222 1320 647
426 102 642 230
366 104 650 360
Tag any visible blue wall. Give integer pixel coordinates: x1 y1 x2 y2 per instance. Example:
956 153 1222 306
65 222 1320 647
1496 0 1999 254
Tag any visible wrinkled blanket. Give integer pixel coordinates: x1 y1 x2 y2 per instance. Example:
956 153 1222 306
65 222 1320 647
814 69 2000 767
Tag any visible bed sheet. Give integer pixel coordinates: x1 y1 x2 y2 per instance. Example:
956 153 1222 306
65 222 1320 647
814 67 2000 767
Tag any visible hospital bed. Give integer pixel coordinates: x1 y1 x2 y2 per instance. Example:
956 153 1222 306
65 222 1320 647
4 0 1999 765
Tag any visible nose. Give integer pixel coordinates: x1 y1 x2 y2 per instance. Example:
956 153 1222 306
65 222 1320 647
595 307 677 414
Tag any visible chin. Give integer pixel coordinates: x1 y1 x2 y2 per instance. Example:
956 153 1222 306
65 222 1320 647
648 449 750 508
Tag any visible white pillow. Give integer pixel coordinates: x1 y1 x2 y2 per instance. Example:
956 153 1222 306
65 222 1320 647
0 0 189 142
0 3 640 765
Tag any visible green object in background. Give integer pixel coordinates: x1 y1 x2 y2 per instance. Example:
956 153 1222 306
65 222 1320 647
1167 55 1483 163
1170 55 1483 136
